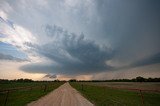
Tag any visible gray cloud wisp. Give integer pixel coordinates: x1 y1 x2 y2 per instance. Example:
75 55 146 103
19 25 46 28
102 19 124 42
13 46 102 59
43 74 57 79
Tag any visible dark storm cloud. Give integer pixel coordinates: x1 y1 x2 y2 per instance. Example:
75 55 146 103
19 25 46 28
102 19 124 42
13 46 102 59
130 53 160 68
0 53 27 62
1 0 159 77
114 52 160 71
20 0 160 75
20 25 113 75
92 0 160 67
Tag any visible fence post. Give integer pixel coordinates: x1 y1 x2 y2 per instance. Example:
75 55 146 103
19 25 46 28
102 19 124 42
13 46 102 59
81 84 84 91
44 84 47 92
103 86 105 95
41 85 43 90
4 90 9 106
139 90 144 106
30 87 32 91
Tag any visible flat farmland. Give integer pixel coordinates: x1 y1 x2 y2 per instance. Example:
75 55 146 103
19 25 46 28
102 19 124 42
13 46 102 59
80 82 160 91
70 82 160 106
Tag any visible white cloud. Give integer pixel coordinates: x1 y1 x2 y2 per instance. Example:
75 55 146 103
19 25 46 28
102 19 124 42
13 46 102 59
0 16 40 62
0 10 8 20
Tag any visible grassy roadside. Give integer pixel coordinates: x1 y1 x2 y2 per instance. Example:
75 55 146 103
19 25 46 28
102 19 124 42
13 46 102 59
70 82 160 106
0 82 64 106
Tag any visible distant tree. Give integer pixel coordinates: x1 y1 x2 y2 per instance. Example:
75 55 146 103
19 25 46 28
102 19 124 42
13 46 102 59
54 79 60 82
69 79 77 82
16 78 33 82
136 76 145 82
0 79 9 83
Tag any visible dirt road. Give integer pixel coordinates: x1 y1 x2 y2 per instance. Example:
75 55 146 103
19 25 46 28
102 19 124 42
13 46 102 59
27 83 93 106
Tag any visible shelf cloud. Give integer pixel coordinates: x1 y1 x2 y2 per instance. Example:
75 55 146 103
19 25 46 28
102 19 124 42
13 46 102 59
20 25 114 75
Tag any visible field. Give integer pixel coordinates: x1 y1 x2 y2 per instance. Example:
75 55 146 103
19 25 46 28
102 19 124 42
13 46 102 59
70 82 160 106
0 82 64 106
78 82 160 91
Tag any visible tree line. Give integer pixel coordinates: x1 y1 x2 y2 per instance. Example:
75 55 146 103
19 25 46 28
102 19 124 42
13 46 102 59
0 78 65 83
0 76 160 83
69 76 160 82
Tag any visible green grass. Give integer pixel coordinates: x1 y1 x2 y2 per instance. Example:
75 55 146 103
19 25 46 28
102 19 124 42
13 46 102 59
0 82 64 106
70 82 160 106
0 82 56 90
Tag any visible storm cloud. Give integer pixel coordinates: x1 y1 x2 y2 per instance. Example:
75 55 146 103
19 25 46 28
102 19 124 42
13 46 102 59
20 25 113 75
0 0 160 79
129 53 160 68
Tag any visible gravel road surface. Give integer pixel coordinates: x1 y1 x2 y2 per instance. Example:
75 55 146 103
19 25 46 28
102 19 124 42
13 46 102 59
27 82 93 106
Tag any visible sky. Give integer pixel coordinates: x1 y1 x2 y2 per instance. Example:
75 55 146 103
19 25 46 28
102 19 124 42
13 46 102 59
0 0 160 80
